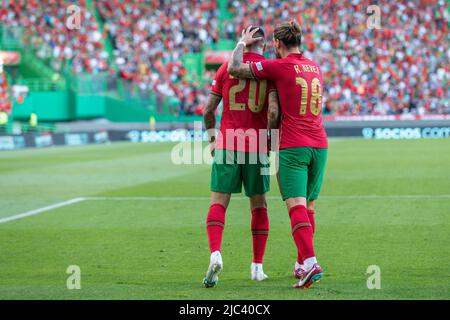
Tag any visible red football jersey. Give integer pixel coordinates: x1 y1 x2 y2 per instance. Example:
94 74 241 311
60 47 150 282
210 52 274 152
250 53 328 149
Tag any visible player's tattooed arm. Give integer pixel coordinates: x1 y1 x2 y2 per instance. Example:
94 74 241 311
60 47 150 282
228 26 263 79
228 43 253 79
204 93 222 156
268 90 281 129
204 93 221 131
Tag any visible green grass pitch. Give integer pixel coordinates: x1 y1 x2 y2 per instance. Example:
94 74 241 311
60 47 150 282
0 139 449 299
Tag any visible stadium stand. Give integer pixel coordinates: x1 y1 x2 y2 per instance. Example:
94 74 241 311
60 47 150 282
0 0 448 117
0 0 108 74
226 0 449 115
0 72 10 114
95 0 219 115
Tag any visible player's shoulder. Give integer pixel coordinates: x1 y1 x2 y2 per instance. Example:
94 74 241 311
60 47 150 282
268 57 296 67
256 58 283 68
243 52 265 62
218 61 229 72
298 56 322 74
217 61 229 77
300 55 320 67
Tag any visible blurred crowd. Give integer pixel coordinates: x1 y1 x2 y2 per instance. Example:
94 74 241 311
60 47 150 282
0 73 11 113
0 0 109 74
226 0 449 115
0 0 448 116
96 0 218 115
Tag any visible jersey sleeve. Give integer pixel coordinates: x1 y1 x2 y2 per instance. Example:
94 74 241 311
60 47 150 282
210 62 227 97
267 80 276 93
250 59 280 81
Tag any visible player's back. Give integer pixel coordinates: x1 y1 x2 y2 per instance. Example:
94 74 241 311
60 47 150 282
273 54 327 149
210 52 272 152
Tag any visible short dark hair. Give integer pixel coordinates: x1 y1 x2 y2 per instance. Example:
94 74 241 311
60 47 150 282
248 26 265 40
273 20 302 48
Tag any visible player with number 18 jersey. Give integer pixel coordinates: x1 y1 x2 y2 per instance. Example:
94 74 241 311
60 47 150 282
250 51 328 288
251 54 328 150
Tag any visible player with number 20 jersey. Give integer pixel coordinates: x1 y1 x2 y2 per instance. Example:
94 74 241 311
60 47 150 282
202 27 277 288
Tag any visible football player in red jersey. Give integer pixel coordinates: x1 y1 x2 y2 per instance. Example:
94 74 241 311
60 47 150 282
228 22 328 289
202 27 278 287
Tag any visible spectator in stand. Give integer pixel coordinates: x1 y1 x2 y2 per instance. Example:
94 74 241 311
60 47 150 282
226 0 449 115
96 0 219 115
1 0 448 116
0 73 11 113
0 0 109 74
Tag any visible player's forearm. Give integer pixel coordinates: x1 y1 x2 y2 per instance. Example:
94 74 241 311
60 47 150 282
268 91 281 129
203 110 216 132
228 42 245 75
204 110 216 143
203 94 221 140
268 112 279 130
227 42 254 79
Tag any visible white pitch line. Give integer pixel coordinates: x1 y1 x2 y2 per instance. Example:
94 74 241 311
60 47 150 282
86 196 210 201
0 197 86 225
1 194 449 225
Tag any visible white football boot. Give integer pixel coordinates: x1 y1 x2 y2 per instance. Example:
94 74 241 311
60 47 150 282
203 251 223 288
251 262 268 281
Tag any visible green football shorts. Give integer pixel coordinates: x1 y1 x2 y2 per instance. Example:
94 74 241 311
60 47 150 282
278 147 328 201
210 149 270 197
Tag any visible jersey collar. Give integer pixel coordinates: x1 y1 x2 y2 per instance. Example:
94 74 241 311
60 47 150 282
286 52 304 59
243 52 264 59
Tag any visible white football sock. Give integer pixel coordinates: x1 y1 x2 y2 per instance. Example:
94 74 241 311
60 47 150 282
251 263 263 273
295 262 307 271
210 251 222 263
304 257 317 270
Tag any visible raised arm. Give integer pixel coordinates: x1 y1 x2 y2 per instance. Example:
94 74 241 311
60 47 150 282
268 90 281 129
227 26 263 79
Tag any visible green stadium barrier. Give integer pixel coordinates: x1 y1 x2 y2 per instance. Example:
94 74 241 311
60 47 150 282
12 91 73 121
75 94 106 118
104 96 153 122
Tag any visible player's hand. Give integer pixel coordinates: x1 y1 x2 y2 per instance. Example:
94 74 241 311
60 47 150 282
239 26 263 46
